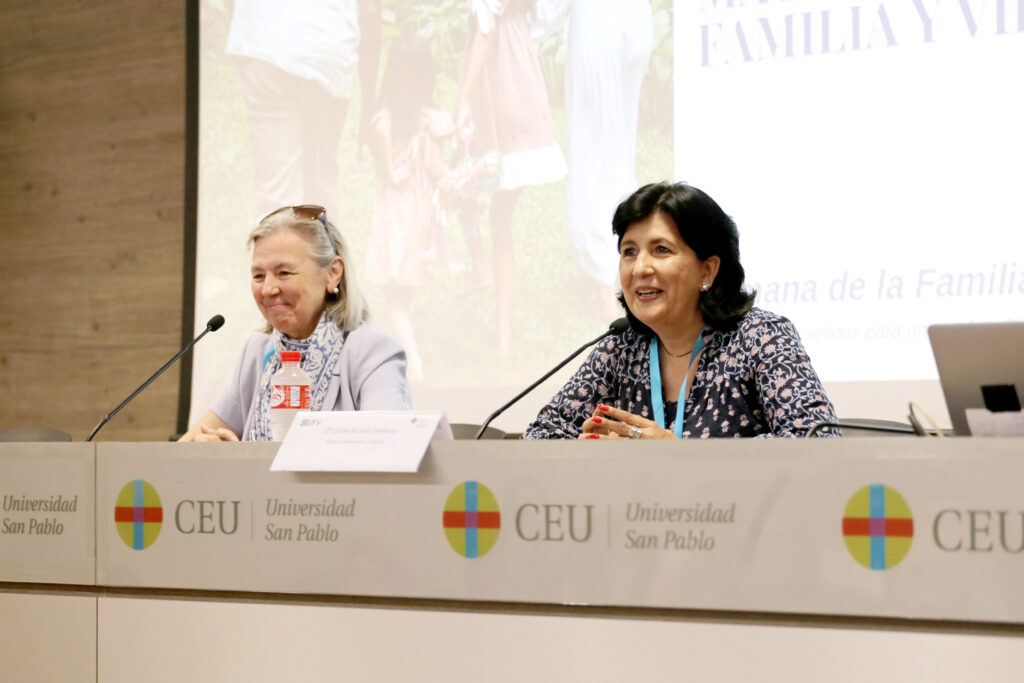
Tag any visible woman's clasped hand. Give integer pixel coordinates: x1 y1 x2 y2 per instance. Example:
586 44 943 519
580 404 676 440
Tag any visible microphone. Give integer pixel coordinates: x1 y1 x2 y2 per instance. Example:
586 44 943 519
86 315 225 441
474 318 629 439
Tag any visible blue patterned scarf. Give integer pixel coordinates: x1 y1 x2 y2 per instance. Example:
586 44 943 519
247 314 347 441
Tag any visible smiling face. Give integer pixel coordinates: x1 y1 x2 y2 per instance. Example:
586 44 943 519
251 228 343 339
619 211 720 339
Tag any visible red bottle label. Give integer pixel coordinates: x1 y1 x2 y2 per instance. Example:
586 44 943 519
271 384 311 410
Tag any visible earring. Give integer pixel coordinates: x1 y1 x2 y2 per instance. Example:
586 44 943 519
332 286 340 294
700 282 711 292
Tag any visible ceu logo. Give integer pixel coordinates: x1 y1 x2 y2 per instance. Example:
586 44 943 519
114 480 164 550
442 481 500 558
842 484 914 570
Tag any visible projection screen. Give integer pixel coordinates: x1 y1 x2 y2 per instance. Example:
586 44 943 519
193 0 1023 432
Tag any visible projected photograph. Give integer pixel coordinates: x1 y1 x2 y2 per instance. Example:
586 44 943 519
194 0 1022 424
195 0 673 416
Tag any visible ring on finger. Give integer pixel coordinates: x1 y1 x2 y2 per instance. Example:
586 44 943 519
628 425 643 440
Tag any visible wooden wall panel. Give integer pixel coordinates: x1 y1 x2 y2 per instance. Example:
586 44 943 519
0 1 186 441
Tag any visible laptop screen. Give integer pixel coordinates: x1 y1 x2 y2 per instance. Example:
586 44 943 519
928 322 1024 436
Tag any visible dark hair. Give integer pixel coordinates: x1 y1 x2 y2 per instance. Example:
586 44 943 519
612 182 755 333
377 33 436 142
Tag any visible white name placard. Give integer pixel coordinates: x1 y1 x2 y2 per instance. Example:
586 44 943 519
270 411 452 472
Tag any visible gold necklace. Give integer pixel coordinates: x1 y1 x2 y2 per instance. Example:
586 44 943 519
660 331 702 359
661 345 692 359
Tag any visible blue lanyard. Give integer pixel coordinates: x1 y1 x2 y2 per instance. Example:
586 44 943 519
649 329 706 437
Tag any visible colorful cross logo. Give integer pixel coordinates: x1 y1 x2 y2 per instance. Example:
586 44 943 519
442 481 500 558
842 484 913 570
114 479 163 550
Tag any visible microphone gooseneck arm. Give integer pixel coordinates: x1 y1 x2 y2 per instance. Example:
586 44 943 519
86 315 225 442
473 318 629 440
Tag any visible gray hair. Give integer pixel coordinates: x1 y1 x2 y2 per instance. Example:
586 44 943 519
248 207 370 332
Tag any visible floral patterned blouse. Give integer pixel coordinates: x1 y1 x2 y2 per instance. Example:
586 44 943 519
523 308 838 439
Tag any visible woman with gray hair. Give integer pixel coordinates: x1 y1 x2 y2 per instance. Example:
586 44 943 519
180 205 411 442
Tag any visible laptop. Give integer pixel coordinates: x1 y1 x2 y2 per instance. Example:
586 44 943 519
928 322 1024 435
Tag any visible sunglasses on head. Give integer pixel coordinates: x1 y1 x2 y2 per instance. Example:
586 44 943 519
263 204 338 255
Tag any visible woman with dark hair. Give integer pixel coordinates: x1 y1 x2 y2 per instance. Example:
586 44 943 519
523 182 837 439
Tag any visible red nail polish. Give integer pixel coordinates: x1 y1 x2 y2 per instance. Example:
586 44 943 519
592 416 603 424
585 433 599 439
598 404 610 412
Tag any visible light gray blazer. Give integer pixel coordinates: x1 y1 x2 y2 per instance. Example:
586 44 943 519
210 323 411 439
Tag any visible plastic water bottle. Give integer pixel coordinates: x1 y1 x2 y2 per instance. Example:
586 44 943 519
270 351 311 441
